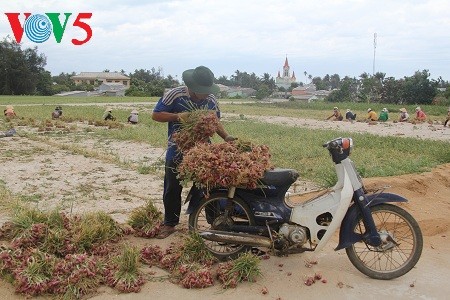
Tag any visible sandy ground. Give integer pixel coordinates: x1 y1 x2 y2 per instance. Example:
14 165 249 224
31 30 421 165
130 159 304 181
0 115 449 300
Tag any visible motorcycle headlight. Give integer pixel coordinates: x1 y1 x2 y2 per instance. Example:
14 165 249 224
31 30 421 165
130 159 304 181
341 138 353 155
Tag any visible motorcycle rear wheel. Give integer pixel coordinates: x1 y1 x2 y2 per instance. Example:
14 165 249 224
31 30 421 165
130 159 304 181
188 193 255 260
346 203 423 280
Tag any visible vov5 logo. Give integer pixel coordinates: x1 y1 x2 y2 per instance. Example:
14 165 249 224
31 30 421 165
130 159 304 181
5 13 93 45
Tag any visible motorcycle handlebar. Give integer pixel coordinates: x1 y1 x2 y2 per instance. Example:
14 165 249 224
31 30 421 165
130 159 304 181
323 140 340 149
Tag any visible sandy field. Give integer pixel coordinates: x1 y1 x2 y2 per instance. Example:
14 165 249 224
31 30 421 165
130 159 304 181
0 113 449 300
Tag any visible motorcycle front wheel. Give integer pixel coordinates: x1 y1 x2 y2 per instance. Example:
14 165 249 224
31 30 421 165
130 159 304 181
188 193 255 260
346 203 423 280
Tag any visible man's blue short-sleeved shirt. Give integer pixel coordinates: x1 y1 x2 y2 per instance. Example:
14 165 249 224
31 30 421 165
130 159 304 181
153 86 220 161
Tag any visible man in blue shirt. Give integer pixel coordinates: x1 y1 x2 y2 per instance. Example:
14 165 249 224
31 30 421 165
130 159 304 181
152 66 235 238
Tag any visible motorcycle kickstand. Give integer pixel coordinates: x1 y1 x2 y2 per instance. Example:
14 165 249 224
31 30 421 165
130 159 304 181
265 221 279 256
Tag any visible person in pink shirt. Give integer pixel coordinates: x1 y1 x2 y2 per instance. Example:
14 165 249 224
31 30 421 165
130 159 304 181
414 107 427 122
4 105 16 118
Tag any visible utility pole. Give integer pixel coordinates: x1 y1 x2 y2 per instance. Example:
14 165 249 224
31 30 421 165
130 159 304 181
373 33 377 75
371 33 377 104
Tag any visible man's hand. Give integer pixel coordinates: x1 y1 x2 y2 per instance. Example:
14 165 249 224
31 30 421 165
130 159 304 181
177 112 190 122
224 135 236 142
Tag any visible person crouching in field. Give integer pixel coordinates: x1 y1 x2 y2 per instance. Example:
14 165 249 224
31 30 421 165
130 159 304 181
52 106 63 119
4 105 16 118
326 107 343 121
378 108 389 122
414 107 427 122
399 108 409 122
444 107 450 127
103 108 116 121
345 109 356 122
128 110 139 124
366 108 378 121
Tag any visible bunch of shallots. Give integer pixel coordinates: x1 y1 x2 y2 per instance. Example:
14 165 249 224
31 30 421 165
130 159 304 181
177 140 272 191
172 109 219 153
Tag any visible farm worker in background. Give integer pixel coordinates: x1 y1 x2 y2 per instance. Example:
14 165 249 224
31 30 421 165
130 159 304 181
399 108 409 122
366 108 378 121
378 108 389 122
127 110 139 124
444 107 450 127
345 109 356 122
52 106 63 119
152 65 235 239
103 108 116 121
4 105 16 118
414 107 427 121
325 107 343 121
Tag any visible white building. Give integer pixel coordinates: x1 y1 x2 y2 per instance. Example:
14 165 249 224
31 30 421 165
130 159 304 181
71 72 130 89
275 57 297 89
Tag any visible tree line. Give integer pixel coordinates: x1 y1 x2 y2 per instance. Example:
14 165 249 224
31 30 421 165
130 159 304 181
316 71 449 105
1 38 449 105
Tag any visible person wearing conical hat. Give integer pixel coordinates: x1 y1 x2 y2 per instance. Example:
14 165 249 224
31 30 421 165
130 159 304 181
444 107 450 127
4 105 16 118
127 109 139 124
366 108 378 121
325 107 343 121
151 65 235 239
103 108 115 121
378 108 389 122
345 108 356 122
52 106 63 119
414 106 427 122
399 108 409 122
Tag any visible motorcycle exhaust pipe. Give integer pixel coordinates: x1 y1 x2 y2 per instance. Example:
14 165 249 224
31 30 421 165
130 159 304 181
199 230 272 248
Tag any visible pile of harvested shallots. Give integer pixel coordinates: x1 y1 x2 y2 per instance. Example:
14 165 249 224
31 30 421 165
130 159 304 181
0 202 263 298
174 108 273 191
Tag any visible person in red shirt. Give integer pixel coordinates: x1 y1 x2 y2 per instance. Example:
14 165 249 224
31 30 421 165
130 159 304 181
4 105 16 118
414 107 427 122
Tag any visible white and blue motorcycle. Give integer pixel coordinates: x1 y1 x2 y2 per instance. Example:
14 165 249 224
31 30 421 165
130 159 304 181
187 137 423 280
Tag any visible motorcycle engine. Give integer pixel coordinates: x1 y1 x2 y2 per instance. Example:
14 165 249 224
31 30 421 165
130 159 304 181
278 224 307 245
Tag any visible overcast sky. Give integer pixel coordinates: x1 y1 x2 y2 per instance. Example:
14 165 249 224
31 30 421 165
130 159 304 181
1 0 449 82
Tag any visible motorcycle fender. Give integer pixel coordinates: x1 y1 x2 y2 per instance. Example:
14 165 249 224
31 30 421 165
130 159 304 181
185 187 228 215
335 192 408 250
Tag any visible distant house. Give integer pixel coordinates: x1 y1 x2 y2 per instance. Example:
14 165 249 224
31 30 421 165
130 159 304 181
226 87 256 98
71 72 130 89
216 84 256 98
98 82 127 96
291 84 330 102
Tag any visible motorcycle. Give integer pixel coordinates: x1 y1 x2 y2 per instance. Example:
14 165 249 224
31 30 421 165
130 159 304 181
186 137 423 280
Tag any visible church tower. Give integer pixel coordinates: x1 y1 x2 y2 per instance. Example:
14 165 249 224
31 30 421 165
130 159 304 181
283 57 290 77
276 56 296 89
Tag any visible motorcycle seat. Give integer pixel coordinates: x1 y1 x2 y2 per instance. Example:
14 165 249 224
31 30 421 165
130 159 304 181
260 168 299 186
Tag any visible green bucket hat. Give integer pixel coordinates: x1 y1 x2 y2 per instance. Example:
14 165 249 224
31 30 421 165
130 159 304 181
182 66 219 95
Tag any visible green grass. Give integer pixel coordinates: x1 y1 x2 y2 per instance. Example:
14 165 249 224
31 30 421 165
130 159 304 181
0 95 159 105
2 104 143 122
217 119 450 185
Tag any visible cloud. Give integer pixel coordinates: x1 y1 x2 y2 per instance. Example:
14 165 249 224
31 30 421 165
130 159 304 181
1 0 449 80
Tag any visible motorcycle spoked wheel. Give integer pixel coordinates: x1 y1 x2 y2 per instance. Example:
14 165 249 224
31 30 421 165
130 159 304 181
345 203 423 280
188 193 255 260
